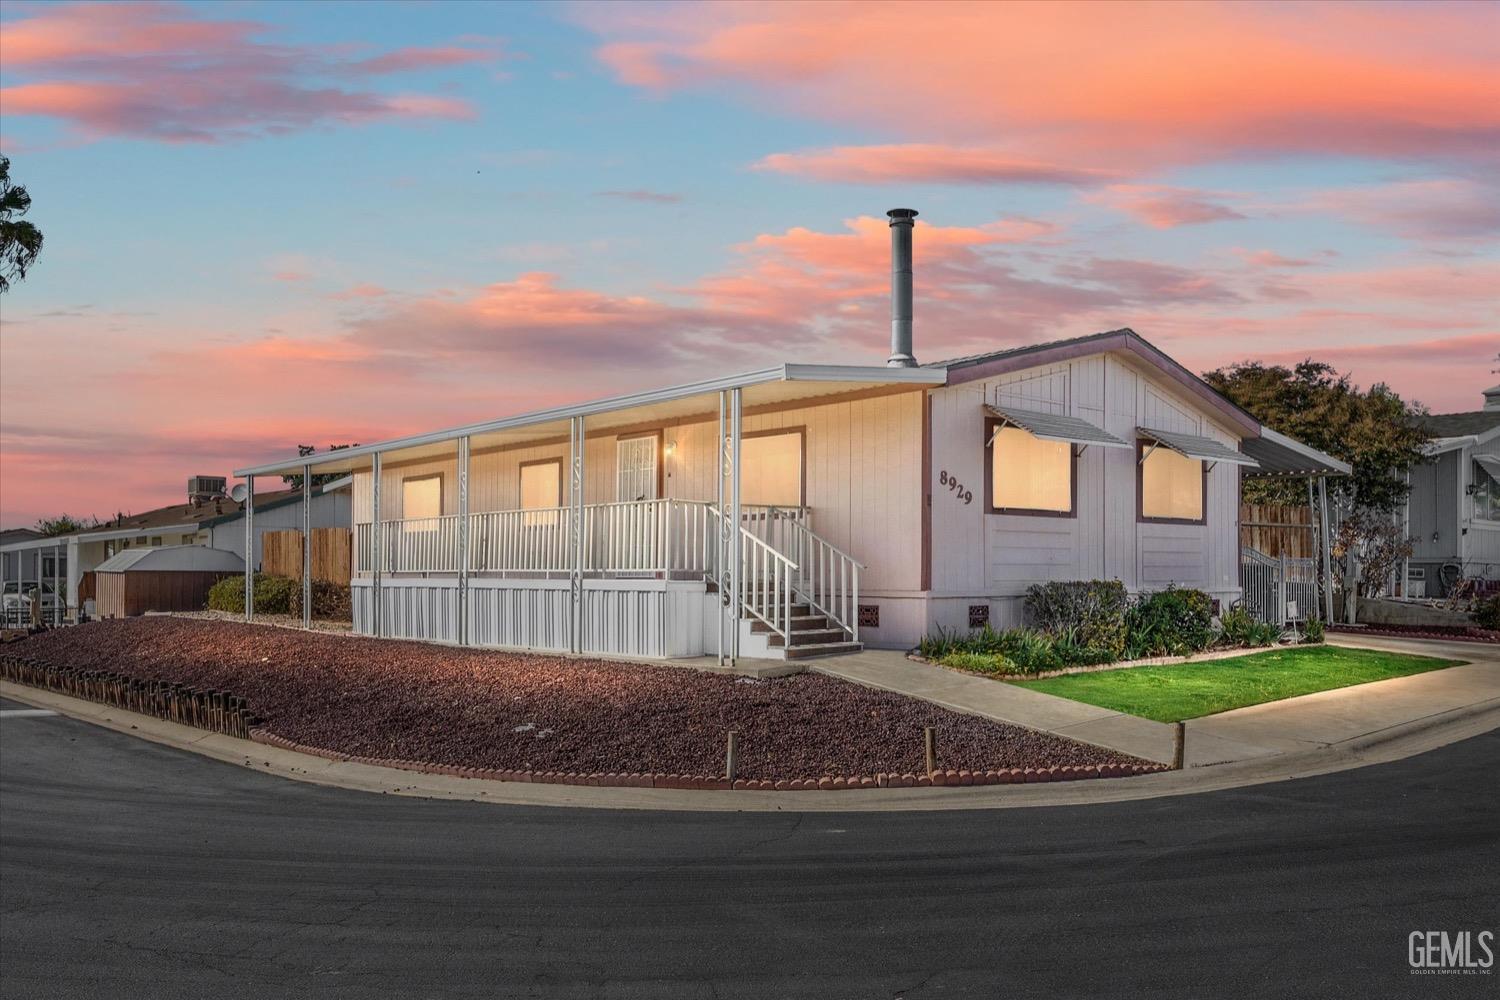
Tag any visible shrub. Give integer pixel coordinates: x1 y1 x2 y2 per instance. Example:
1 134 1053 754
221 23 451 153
1024 580 1128 658
918 624 1064 674
205 573 296 615
938 651 1019 675
1124 586 1215 658
289 580 353 622
1474 594 1500 630
1301 616 1325 644
1050 625 1119 666
1216 606 1279 649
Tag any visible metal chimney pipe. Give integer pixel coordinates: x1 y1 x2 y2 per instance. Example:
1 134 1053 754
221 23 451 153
886 208 918 367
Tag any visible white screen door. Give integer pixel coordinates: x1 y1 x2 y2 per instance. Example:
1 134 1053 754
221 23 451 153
617 436 658 501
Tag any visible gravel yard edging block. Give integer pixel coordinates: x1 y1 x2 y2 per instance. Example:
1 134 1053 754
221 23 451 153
1330 624 1499 645
247 728 1167 791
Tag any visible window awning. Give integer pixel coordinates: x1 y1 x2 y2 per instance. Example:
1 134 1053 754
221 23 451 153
1476 454 1500 480
984 405 1132 449
1137 427 1260 468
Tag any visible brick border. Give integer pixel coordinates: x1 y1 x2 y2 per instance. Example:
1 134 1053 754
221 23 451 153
1330 624 1498 645
1 651 1168 792
247 729 1166 791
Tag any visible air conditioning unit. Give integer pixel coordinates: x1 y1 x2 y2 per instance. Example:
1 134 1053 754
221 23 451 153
187 476 228 501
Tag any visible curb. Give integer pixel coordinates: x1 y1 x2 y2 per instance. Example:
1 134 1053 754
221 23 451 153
247 729 1165 791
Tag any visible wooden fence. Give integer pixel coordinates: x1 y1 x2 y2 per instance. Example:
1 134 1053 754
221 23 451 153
261 528 352 584
1239 504 1314 559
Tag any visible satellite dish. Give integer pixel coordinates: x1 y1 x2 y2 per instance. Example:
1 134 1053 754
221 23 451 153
230 483 248 503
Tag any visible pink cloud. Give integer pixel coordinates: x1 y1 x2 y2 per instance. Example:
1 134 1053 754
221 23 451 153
585 2 1500 177
0 2 491 142
1093 185 1246 228
1301 178 1500 241
754 145 1113 186
1234 249 1318 269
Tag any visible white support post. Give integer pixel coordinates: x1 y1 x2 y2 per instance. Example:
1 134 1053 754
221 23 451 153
717 391 727 666
66 536 80 622
371 454 383 638
569 416 585 653
302 464 313 630
244 476 255 622
1319 476 1334 623
457 435 470 645
729 387 743 663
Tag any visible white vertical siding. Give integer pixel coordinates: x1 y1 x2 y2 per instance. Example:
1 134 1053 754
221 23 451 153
929 351 1246 615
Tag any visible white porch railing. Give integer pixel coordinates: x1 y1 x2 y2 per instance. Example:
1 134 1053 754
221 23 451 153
355 499 860 646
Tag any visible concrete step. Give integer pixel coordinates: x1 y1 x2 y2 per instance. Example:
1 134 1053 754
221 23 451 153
781 641 864 660
750 614 830 634
768 628 848 648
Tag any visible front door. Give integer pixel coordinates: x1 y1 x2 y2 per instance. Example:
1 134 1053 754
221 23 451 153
616 435 658 502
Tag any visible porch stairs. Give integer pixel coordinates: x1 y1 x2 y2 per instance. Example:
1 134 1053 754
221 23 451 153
705 590 864 661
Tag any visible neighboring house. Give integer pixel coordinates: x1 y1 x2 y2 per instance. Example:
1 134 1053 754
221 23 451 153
234 212 1343 661
1403 386 1500 597
0 476 351 620
0 528 48 585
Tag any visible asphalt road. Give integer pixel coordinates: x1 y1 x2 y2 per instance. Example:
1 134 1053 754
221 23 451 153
1 697 1496 999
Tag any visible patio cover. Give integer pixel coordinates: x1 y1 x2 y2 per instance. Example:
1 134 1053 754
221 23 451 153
1137 427 1260 468
1241 427 1352 479
1475 454 1500 480
983 404 1131 449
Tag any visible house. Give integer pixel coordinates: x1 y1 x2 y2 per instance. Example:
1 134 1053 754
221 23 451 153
0 475 351 622
1401 386 1500 597
233 210 1345 662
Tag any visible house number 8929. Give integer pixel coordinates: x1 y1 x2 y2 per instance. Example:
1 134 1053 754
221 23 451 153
939 470 973 505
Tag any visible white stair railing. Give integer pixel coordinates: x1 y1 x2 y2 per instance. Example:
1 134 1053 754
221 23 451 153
771 511 864 643
706 505 798 642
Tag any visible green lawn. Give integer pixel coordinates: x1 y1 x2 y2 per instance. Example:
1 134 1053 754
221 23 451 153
1009 646 1465 722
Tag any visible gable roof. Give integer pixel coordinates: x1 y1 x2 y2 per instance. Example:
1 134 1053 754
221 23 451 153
1417 410 1500 439
930 328 1261 437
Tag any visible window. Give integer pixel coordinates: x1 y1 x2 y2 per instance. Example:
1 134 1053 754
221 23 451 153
519 460 562 510
1475 460 1500 522
986 422 1073 515
402 474 443 520
1139 441 1204 522
741 430 804 507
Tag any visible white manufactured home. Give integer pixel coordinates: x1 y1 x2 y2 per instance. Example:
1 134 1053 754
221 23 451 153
234 210 1342 661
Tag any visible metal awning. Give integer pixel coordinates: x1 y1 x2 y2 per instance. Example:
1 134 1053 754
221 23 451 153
1476 454 1500 480
984 405 1131 449
1137 427 1259 468
1241 427 1351 478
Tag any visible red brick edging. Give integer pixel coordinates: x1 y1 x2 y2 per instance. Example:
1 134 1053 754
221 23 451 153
249 728 1167 791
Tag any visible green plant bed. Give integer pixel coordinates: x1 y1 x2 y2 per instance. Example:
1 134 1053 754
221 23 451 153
1009 646 1465 723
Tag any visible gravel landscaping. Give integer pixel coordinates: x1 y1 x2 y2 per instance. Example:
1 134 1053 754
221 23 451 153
12 618 1147 780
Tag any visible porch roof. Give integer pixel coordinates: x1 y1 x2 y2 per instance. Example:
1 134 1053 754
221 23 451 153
233 364 947 479
1241 427 1352 478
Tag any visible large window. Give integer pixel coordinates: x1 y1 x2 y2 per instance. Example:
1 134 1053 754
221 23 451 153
519 460 562 510
1139 442 1204 523
987 422 1073 515
402 474 443 520
1475 460 1500 522
741 430 803 507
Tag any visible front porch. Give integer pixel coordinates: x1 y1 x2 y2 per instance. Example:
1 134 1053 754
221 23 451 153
235 363 943 662
354 500 863 660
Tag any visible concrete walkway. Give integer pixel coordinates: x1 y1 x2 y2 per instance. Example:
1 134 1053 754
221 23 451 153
812 637 1500 767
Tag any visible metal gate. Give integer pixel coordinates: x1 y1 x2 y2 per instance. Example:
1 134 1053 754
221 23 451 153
1241 547 1319 624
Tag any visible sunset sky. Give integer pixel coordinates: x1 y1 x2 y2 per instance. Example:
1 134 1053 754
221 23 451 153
1 1 1497 529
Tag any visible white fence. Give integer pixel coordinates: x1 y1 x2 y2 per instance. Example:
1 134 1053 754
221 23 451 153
1241 547 1319 624
353 499 861 644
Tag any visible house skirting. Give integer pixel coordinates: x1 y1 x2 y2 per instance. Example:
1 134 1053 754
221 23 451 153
351 577 709 659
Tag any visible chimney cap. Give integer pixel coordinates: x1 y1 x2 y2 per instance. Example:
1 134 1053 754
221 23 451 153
886 208 919 223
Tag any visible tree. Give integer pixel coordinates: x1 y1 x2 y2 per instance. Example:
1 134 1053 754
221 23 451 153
33 514 100 537
281 444 359 489
1203 360 1431 513
0 156 43 293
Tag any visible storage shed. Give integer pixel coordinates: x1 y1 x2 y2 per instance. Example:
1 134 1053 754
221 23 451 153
94 546 244 619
